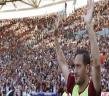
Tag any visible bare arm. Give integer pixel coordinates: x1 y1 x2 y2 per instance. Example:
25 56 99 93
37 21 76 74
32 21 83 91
54 30 69 82
87 23 101 93
85 0 101 93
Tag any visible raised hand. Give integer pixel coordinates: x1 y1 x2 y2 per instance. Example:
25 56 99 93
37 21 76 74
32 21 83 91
55 14 60 29
84 0 94 24
54 13 62 37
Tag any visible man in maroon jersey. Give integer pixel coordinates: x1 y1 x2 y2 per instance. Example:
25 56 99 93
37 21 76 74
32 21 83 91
54 0 101 96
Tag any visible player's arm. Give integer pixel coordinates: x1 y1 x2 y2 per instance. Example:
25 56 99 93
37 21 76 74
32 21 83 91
84 0 101 93
87 22 101 93
54 29 69 82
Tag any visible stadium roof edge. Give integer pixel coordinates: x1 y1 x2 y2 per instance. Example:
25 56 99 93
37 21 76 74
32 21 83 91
0 0 100 20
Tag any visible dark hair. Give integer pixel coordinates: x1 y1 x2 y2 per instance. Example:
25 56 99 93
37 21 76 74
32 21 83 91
75 48 90 65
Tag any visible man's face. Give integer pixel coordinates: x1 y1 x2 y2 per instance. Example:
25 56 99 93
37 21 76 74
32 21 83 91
74 54 88 85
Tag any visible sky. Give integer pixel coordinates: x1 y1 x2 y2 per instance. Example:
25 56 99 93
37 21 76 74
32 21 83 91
0 0 100 19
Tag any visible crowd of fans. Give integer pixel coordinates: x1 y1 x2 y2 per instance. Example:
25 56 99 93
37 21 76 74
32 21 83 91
0 0 109 95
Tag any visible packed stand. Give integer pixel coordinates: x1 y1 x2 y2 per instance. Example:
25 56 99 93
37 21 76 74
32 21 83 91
0 0 109 95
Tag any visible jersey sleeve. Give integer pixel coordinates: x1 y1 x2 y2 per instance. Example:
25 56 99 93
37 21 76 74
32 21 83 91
88 80 101 96
67 73 75 94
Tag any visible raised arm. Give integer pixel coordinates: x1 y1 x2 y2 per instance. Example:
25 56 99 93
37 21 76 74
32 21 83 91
84 0 101 93
54 29 69 82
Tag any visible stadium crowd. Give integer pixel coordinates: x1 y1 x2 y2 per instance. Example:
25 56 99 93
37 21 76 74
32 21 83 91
0 0 109 95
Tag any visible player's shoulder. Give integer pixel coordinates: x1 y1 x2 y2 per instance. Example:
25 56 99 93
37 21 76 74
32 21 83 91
88 80 101 96
67 72 75 94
